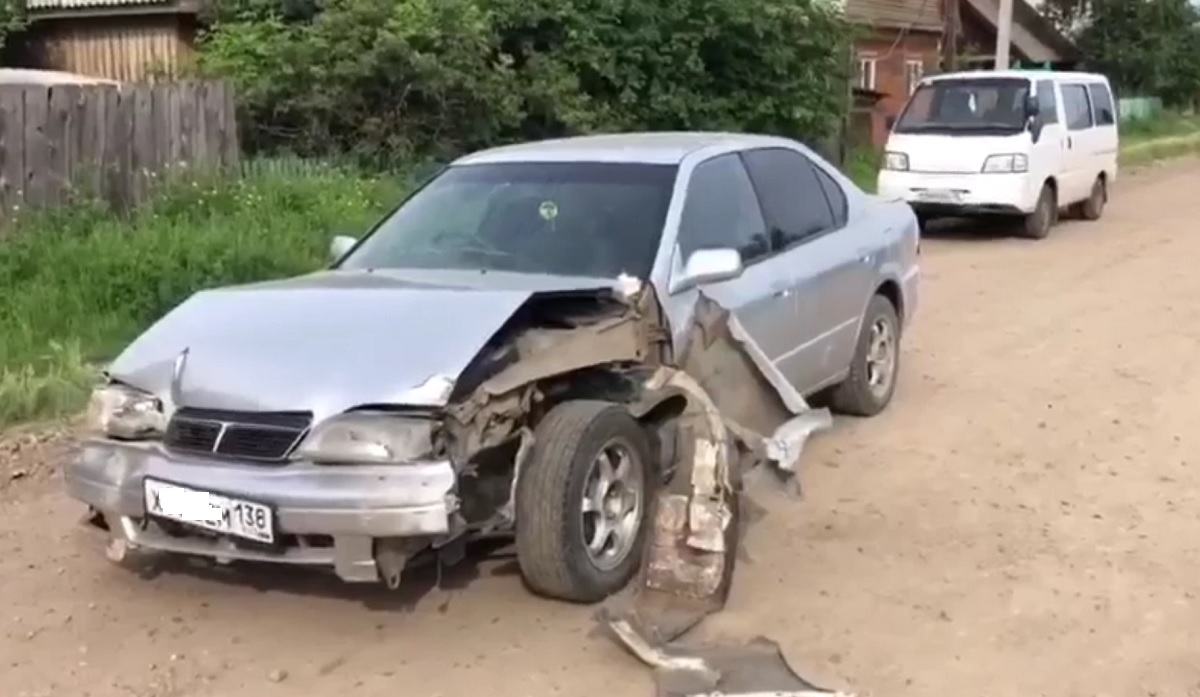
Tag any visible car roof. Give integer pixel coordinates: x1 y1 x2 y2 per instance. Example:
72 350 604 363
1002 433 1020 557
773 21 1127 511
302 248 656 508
452 132 799 166
925 69 1109 84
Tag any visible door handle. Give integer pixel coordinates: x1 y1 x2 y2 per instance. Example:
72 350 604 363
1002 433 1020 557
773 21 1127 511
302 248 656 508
770 283 792 298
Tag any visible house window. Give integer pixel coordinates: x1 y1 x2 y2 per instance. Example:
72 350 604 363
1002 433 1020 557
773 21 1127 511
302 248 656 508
856 56 878 90
905 60 924 94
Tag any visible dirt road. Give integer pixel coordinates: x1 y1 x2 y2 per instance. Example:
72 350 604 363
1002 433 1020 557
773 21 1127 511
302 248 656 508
5 159 1200 697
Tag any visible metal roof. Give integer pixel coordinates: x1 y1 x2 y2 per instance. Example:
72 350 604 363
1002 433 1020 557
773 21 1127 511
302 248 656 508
27 0 169 10
0 68 122 85
844 0 943 31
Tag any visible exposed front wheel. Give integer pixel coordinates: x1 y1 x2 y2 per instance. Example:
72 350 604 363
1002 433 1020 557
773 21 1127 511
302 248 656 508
515 400 653 603
830 294 901 417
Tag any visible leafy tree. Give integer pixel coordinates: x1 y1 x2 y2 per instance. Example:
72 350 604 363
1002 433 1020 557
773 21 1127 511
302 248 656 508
0 0 27 52
198 0 851 166
1041 0 1200 106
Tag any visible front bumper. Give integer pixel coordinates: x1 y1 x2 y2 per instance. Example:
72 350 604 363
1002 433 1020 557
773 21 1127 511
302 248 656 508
878 170 1038 216
65 438 458 583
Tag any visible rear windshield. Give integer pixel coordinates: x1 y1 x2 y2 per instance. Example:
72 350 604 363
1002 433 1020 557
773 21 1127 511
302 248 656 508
894 77 1032 135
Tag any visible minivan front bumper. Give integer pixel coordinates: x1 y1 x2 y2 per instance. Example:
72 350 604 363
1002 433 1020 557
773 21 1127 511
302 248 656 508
878 170 1039 215
65 438 458 583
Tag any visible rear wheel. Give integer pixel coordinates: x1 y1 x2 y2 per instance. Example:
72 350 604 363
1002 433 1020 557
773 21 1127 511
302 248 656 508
1077 176 1107 220
830 294 901 417
1019 183 1056 240
515 400 653 603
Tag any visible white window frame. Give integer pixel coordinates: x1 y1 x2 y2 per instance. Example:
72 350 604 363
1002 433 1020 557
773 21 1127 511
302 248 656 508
905 59 924 94
856 55 878 90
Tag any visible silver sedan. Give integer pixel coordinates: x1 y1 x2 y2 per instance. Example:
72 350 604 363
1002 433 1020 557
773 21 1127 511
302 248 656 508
68 132 920 603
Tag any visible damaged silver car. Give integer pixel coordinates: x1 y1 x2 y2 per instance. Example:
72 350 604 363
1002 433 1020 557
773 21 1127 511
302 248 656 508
67 132 920 604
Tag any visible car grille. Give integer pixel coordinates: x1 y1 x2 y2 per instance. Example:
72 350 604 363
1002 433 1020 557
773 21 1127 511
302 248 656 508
164 408 312 463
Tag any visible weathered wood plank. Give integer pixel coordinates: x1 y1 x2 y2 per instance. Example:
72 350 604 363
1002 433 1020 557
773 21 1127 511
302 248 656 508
23 87 50 208
46 85 75 205
0 87 26 214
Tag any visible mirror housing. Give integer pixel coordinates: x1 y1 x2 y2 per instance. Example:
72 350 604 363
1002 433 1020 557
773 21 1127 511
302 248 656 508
1023 93 1039 120
329 235 357 264
673 248 744 292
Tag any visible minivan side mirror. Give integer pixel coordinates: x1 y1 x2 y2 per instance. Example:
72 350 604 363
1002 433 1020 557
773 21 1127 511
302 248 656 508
1023 93 1040 120
329 235 357 263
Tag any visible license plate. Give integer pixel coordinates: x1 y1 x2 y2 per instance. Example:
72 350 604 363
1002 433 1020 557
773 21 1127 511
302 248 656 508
144 478 275 544
916 189 961 203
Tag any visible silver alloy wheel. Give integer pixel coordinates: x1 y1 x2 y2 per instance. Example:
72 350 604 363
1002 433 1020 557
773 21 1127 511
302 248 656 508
580 439 643 572
865 316 897 399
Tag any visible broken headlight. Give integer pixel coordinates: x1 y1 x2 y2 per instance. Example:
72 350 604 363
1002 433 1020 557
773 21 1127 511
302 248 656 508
295 413 437 465
86 383 166 440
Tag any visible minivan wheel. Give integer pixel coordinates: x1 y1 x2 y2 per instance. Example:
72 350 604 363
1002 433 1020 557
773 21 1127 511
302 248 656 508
830 294 901 417
515 400 653 603
1020 183 1056 240
1079 177 1107 220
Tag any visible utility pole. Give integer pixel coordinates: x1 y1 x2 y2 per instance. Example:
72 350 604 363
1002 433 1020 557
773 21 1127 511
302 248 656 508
942 0 960 72
995 0 1014 70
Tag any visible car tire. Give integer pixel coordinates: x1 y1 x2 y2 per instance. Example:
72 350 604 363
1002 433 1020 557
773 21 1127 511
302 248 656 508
1020 183 1056 240
1078 176 1106 221
515 400 653 604
830 294 901 417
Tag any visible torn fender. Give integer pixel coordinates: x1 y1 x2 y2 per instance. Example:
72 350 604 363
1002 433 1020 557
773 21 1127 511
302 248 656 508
602 294 833 646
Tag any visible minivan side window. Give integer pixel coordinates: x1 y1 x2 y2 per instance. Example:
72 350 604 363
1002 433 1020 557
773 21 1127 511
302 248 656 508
1062 84 1094 131
1036 80 1059 124
739 147 837 250
1088 83 1116 126
677 153 771 264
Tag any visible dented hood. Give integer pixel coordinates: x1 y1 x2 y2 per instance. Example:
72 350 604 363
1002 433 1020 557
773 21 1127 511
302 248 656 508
107 270 610 420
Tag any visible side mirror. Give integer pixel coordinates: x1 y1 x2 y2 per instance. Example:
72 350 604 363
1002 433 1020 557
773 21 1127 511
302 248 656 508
1023 93 1040 120
675 248 744 291
329 235 357 263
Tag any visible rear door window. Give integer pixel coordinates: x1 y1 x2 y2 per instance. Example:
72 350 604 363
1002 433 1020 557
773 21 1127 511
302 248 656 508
1062 84 1094 131
1087 83 1116 126
739 147 837 250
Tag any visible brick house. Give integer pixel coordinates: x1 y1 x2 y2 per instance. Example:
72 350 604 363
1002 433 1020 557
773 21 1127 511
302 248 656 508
843 0 1078 148
845 0 944 148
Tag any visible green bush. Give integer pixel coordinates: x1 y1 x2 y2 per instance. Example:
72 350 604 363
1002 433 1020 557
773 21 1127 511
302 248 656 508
198 0 851 165
0 170 408 427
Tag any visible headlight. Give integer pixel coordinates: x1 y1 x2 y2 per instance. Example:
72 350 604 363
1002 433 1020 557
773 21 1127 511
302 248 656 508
86 383 166 439
883 151 909 171
295 412 437 464
981 154 1028 173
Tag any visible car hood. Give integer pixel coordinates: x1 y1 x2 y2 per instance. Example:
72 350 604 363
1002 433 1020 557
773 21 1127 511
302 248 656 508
108 270 616 421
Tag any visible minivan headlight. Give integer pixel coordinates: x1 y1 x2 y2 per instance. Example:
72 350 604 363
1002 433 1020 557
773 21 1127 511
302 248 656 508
86 383 166 440
981 154 1028 173
883 151 910 171
295 413 437 464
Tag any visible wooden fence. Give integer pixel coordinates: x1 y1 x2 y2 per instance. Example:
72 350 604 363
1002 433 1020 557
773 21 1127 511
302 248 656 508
0 80 239 213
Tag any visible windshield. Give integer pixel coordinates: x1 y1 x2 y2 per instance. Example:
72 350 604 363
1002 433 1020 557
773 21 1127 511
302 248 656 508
339 161 678 280
894 77 1031 134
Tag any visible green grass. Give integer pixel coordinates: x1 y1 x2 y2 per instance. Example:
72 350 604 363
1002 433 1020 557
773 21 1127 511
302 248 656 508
4 113 1200 430
0 166 408 428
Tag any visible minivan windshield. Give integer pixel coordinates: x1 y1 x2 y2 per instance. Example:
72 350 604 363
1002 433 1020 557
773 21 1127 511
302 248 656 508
894 77 1031 135
339 161 678 280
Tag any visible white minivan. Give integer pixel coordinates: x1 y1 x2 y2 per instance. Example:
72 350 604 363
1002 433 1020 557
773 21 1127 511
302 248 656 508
876 70 1118 239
